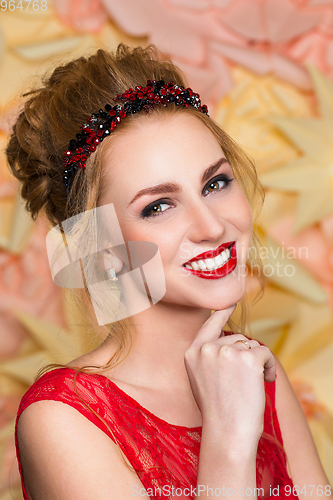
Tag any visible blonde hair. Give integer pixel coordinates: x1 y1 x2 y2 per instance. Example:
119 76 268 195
6 44 266 378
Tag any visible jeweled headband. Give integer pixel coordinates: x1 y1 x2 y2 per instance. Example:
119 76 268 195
62 79 209 198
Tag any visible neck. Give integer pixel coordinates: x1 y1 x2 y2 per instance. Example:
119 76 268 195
104 302 212 391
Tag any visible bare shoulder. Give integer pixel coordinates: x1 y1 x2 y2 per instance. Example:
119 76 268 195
17 400 148 500
273 355 332 497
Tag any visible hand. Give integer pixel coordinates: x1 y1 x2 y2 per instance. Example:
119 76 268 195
184 308 276 450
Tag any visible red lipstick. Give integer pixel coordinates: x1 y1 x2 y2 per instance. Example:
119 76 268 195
183 241 237 280
186 241 235 263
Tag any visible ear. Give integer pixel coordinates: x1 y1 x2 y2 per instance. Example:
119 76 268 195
103 248 124 274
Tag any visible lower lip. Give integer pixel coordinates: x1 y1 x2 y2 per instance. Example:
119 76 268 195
183 242 237 280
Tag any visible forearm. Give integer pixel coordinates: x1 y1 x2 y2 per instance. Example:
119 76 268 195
194 428 258 500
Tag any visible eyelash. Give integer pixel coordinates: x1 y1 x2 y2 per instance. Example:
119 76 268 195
140 174 235 219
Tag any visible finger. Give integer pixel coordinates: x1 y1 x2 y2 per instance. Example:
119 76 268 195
191 306 237 348
216 332 259 346
230 338 259 350
226 339 276 383
255 346 276 383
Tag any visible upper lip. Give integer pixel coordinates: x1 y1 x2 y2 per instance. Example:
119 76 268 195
184 241 235 264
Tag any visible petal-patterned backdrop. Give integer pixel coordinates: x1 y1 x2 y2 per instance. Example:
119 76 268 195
1 0 333 497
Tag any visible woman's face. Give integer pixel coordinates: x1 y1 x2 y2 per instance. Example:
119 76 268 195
99 112 253 311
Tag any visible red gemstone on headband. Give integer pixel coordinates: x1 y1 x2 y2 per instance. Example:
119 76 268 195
63 80 209 195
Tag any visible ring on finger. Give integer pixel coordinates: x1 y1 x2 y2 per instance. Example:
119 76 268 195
233 339 251 349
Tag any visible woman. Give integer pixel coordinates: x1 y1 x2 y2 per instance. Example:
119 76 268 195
6 44 331 500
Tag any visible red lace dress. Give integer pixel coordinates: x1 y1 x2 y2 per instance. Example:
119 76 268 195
15 350 299 499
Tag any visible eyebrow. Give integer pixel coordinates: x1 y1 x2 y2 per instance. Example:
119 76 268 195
128 157 228 206
201 157 228 183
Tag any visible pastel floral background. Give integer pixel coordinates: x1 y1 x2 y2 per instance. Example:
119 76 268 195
1 0 333 497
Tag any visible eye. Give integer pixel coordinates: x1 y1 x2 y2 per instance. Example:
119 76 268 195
203 174 234 195
141 200 172 218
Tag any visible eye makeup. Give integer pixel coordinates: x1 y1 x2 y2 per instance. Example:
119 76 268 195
140 173 235 219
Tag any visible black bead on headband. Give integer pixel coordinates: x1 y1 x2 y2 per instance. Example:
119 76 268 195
62 79 209 198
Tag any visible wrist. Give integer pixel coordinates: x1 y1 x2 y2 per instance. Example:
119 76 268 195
200 422 260 461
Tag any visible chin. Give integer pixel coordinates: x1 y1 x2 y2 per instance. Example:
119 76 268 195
159 266 247 309
161 282 246 312
196 274 247 308
201 290 245 311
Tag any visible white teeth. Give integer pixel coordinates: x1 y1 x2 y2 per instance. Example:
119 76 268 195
197 260 207 271
205 258 215 271
215 253 224 267
221 248 230 263
205 259 216 271
185 245 232 272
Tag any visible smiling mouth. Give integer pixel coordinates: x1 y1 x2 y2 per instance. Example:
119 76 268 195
182 241 237 279
183 242 234 272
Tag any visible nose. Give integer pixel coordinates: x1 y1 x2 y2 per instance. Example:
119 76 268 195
185 199 226 243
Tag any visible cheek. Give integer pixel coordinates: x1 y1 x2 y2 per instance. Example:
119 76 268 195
233 191 253 234
235 196 253 262
243 201 253 236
